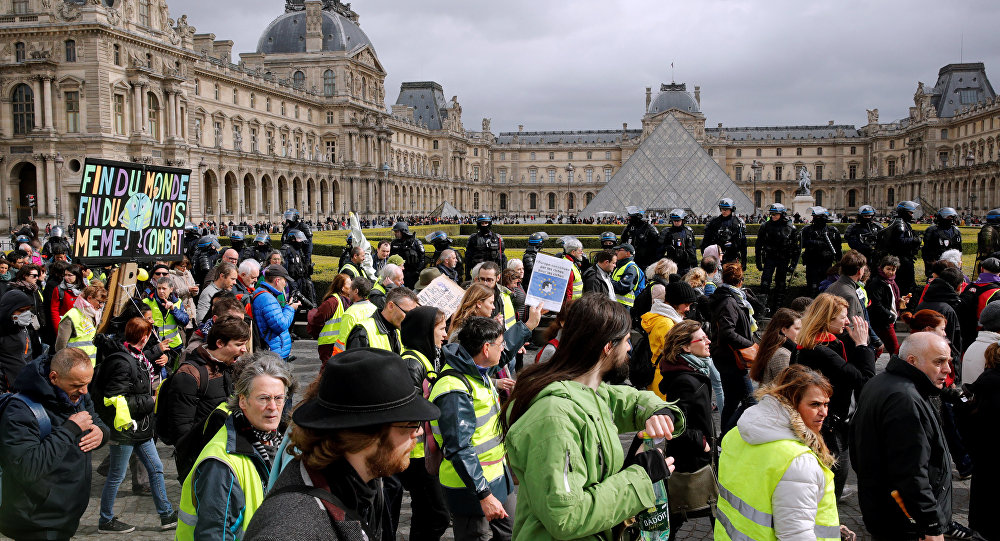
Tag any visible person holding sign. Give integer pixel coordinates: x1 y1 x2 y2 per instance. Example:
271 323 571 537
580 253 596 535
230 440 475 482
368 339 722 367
143 277 190 364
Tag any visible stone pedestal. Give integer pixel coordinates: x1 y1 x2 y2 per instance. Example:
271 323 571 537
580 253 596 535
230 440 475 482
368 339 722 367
792 194 816 222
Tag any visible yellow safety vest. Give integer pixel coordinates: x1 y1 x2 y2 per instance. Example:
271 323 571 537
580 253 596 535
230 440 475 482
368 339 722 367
428 367 505 490
340 262 364 279
332 300 377 352
715 427 840 541
401 348 436 459
567 259 583 300
372 281 388 296
612 260 641 307
176 420 265 541
317 297 346 346
352 315 401 354
499 288 516 330
61 307 96 365
143 297 183 349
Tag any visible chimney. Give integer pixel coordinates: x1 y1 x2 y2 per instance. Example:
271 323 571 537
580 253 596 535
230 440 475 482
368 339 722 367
623 122 628 131
518 124 524 132
645 87 652 111
694 86 701 107
829 120 834 126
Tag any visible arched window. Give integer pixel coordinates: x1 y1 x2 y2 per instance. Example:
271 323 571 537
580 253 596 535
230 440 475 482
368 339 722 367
65 40 76 62
499 194 507 210
887 188 895 206
147 92 159 140
774 190 783 204
293 71 305 89
754 190 763 209
585 192 594 205
323 70 336 96
548 193 556 209
12 83 35 135
567 193 575 209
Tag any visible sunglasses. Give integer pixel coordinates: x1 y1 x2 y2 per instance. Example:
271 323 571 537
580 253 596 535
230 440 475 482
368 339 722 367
153 272 169 276
391 421 422 431
28 273 39 278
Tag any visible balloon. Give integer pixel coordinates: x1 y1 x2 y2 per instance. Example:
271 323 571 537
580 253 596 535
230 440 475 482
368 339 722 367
137 268 149 281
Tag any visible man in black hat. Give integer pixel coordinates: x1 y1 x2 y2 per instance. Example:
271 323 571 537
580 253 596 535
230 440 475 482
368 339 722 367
246 348 440 540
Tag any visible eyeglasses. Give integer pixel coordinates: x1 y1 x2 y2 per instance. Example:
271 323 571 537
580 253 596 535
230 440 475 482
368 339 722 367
252 395 286 406
395 303 412 315
690 338 705 344
487 338 506 351
391 421 422 431
27 273 38 278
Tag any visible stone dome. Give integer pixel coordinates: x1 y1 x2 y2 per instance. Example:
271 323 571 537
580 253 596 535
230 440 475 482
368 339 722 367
648 83 700 114
256 9 374 55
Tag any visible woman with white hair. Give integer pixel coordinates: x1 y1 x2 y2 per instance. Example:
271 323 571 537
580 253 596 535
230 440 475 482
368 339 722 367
939 248 968 283
561 236 585 303
631 257 679 327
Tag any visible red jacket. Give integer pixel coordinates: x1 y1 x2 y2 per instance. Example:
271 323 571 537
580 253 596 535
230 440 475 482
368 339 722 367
50 284 79 330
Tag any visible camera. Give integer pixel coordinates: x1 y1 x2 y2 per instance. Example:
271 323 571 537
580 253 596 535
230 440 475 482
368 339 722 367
289 290 315 310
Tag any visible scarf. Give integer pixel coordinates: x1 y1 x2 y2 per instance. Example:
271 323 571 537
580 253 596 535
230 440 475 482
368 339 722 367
723 284 757 332
679 352 711 376
12 280 36 293
73 295 101 322
125 342 154 394
233 409 280 468
879 267 901 305
679 352 726 414
59 280 82 297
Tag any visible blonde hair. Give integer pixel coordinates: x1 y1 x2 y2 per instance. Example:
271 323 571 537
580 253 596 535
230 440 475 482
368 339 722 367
449 283 494 337
683 268 708 288
756 365 836 468
646 258 678 281
796 293 848 350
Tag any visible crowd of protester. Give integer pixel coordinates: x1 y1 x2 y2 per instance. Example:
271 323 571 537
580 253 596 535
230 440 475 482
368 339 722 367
1 200 999 541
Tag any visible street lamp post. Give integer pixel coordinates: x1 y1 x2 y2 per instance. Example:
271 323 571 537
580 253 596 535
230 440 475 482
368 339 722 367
751 160 762 218
966 152 975 221
5 197 11 231
217 198 222 232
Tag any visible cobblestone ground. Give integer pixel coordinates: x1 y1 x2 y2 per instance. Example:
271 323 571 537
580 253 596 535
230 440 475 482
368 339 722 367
9 340 974 540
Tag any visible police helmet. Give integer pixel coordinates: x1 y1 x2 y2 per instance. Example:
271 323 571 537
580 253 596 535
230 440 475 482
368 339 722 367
528 232 549 245
185 222 199 232
599 231 617 244
288 230 307 243
230 230 245 242
283 208 300 222
936 207 958 219
669 208 687 221
626 206 644 217
476 214 492 225
718 198 735 211
426 230 449 243
811 206 831 219
50 226 64 238
254 232 269 244
896 201 918 213
987 208 1000 224
345 234 354 244
858 205 876 217
197 235 217 249
15 234 31 244
392 221 410 234
768 203 787 215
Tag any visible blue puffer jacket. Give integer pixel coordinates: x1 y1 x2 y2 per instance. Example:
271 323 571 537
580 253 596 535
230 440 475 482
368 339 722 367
251 282 295 359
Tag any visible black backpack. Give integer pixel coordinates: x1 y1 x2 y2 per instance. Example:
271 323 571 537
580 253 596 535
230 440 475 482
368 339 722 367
0 393 50 507
628 328 655 390
153 361 209 446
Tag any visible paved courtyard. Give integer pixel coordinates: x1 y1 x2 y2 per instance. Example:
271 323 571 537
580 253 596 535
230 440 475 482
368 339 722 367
5 340 974 540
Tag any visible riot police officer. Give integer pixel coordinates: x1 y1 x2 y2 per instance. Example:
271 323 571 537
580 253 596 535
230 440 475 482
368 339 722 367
338 234 354 271
701 198 748 269
620 207 660 269
522 231 548 288
800 207 842 296
390 222 425 289
464 214 504 280
755 203 800 312
281 229 316 305
41 226 72 262
230 230 255 263
599 231 617 251
978 208 1000 269
878 201 922 296
183 222 202 260
659 208 697 276
426 230 465 278
251 232 273 264
922 207 962 277
844 205 882 265
281 208 313 257
192 235 221 286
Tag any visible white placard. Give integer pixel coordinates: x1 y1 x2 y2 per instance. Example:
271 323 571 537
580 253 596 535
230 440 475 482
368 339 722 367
417 275 467 317
524 253 573 312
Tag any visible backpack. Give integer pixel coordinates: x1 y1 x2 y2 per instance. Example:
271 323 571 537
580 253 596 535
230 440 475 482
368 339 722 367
0 393 51 507
154 361 209 446
243 290 272 352
628 328 655 390
418 367 473 476
534 338 559 364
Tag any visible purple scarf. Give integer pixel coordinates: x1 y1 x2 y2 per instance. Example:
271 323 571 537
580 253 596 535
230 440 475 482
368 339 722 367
879 268 901 305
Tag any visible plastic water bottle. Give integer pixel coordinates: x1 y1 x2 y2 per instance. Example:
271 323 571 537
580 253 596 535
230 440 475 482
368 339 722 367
636 437 670 541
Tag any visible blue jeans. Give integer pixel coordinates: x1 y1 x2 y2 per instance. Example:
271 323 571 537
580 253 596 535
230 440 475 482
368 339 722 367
100 440 173 523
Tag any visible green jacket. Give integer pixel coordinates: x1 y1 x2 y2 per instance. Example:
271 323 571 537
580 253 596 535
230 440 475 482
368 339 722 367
504 381 685 541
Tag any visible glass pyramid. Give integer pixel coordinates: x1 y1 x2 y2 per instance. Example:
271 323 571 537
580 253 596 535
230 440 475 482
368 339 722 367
580 114 753 218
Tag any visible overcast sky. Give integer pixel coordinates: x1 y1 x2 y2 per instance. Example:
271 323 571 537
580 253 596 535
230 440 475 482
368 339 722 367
165 0 1000 134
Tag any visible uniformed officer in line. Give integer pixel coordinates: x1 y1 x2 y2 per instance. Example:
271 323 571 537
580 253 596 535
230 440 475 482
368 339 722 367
800 207 842 296
281 229 316 304
844 205 882 265
426 230 465 278
390 222 425 290
701 198 747 269
922 207 962 278
878 201 922 296
522 231 548 288
464 214 504 280
659 208 698 276
977 208 1000 271
281 208 312 257
755 203 800 313
620 206 660 269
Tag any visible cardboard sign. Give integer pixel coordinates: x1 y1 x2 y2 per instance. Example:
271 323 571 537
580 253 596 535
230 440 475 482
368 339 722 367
524 253 572 311
417 275 466 317
73 158 191 264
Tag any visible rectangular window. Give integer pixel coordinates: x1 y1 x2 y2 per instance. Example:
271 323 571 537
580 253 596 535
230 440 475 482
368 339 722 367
530 152 536 160
887 160 896 176
586 169 593 182
294 105 299 119
889 140 895 150
13 0 28 13
605 151 611 160
65 40 76 62
815 165 823 180
850 146 857 155
604 167 612 180
756 148 762 157
473 148 479 157
326 140 336 162
499 169 506 184
817 147 823 156
939 151 949 168
139 0 150 26
250 93 255 108
708 148 713 157
295 136 302 158
15 42 25 63
281 134 287 157
568 152 573 159
775 165 782 181
65 91 79 133
473 166 480 181
194 79 200 95
960 89 979 104
776 148 782 157
433 140 439 150
326 111 334 124
214 122 222 148
530 169 537 183
548 170 555 183
266 97 271 112
940 129 948 139
849 164 857 179
214 84 219 100
796 147 802 156
113 44 121 66
735 166 743 181
586 151 592 159
251 128 258 152
233 88 238 104
549 152 555 160
736 149 742 157
113 94 125 135
499 152 505 161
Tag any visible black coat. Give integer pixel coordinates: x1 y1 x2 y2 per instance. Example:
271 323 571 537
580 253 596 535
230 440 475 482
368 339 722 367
581 265 611 297
0 357 110 540
0 289 43 393
915 279 963 356
92 347 156 443
965 367 1000 538
866 273 898 329
794 334 875 421
658 362 714 473
166 346 234 444
706 285 754 374
850 357 952 538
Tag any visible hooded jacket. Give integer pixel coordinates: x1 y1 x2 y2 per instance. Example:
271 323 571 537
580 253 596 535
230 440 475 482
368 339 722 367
960 330 1000 386
0 289 43 393
503 380 683 541
851 356 952 538
915 279 963 356
166 345 235 444
640 300 683 359
657 361 714 473
0 357 110 540
400 305 441 388
433 321 531 516
706 285 754 374
252 281 296 358
723 395 835 540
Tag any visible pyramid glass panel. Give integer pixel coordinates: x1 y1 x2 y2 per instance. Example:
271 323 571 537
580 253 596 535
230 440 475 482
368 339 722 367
580 114 753 217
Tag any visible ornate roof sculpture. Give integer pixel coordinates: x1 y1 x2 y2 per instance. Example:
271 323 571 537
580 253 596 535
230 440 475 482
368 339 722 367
579 114 753 218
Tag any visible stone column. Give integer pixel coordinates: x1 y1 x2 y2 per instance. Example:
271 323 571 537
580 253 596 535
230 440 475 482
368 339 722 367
140 86 148 134
271 180 280 219
166 92 175 138
31 79 42 130
42 77 54 131
175 95 183 139
252 179 261 219
45 155 56 216
33 156 47 216
132 84 142 133
219 176 228 218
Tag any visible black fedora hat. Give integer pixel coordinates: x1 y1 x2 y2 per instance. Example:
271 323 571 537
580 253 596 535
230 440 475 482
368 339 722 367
293 348 439 430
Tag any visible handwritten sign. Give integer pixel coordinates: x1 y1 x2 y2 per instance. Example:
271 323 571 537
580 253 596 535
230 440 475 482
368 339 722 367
525 253 572 311
73 158 191 263
417 275 467 318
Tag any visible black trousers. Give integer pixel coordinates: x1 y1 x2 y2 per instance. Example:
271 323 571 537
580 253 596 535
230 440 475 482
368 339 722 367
396 458 451 541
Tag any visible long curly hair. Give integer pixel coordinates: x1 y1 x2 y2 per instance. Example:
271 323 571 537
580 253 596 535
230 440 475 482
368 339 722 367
756 365 836 468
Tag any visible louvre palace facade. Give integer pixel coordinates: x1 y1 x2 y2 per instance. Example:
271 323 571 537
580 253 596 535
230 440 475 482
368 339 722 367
1 0 999 228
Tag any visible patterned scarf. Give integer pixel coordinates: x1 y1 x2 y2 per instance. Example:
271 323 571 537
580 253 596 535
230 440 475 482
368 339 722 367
723 284 757 332
680 352 712 377
233 409 280 467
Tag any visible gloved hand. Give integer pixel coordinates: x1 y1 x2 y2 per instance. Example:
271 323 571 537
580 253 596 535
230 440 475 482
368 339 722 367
623 434 671 483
